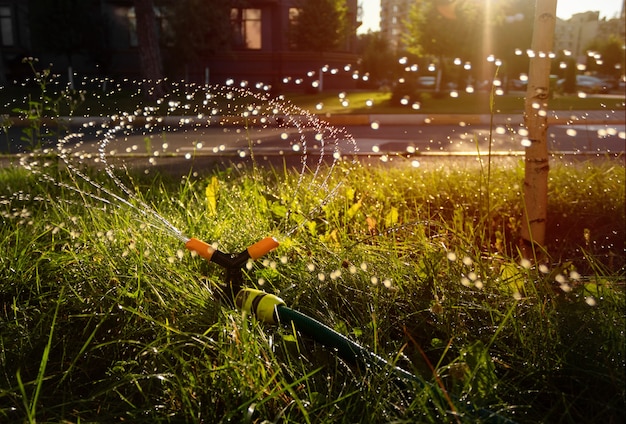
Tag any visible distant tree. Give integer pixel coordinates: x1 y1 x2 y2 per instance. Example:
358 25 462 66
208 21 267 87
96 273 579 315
402 0 484 91
357 32 398 87
493 0 534 87
157 0 233 78
134 0 166 99
585 35 625 79
403 0 483 60
554 56 577 93
290 0 348 53
403 0 529 90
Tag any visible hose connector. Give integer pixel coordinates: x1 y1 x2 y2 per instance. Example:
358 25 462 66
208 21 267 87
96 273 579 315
236 288 285 324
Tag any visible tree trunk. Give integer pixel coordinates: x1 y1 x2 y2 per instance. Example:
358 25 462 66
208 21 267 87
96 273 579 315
520 0 557 260
133 0 166 99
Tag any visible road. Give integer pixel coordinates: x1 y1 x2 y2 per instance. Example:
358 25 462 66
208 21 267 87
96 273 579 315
2 120 624 159
78 122 626 156
343 123 626 155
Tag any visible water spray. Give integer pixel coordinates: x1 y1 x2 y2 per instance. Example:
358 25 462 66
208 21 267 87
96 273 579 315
185 236 516 424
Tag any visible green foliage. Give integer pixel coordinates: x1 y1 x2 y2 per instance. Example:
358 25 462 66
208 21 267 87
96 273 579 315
403 0 485 60
10 59 84 151
356 32 399 87
290 0 348 53
402 0 534 84
585 34 626 79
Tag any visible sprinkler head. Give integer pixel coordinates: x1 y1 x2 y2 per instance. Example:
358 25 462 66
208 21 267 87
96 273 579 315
185 237 279 302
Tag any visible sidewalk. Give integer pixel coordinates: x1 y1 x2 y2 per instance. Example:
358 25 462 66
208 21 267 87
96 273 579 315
320 109 625 126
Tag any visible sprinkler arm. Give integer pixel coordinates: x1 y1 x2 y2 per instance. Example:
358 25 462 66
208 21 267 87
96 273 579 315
185 237 279 300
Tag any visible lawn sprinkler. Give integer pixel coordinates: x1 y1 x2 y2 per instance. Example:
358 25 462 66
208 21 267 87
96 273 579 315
185 236 515 424
185 236 279 302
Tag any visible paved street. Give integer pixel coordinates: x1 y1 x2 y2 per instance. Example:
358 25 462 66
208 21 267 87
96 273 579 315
1 112 624 166
51 120 626 157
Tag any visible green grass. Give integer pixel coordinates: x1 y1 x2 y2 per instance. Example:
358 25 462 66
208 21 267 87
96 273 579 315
284 90 626 115
1 157 624 423
1 83 624 117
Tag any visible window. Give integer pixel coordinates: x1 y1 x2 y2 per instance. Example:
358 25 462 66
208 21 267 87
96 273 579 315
0 6 14 47
231 8 261 50
288 7 300 50
127 7 138 47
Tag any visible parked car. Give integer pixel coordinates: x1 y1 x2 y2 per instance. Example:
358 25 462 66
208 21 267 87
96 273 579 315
557 75 609 94
599 76 619 91
417 76 436 88
509 79 527 90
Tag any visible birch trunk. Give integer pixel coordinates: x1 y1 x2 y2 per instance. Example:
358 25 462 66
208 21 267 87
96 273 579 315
134 0 166 99
520 0 557 259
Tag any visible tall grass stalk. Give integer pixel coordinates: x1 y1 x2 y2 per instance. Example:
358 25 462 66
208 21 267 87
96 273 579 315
16 287 64 423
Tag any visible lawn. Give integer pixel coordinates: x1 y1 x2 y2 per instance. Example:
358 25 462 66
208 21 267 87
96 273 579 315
1 157 624 423
284 89 626 115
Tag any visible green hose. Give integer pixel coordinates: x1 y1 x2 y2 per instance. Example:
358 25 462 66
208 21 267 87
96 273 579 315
236 288 515 423
276 305 417 382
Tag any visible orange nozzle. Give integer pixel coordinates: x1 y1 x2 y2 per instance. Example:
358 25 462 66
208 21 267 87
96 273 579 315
185 238 216 261
247 237 279 260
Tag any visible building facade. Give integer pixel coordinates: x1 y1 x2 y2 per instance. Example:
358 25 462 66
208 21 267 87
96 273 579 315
379 0 412 52
554 11 600 60
0 0 362 90
203 0 362 89
554 7 625 75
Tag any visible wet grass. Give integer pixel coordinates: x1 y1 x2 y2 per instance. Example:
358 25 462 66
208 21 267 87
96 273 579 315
1 158 624 423
286 89 626 115
1 83 624 117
